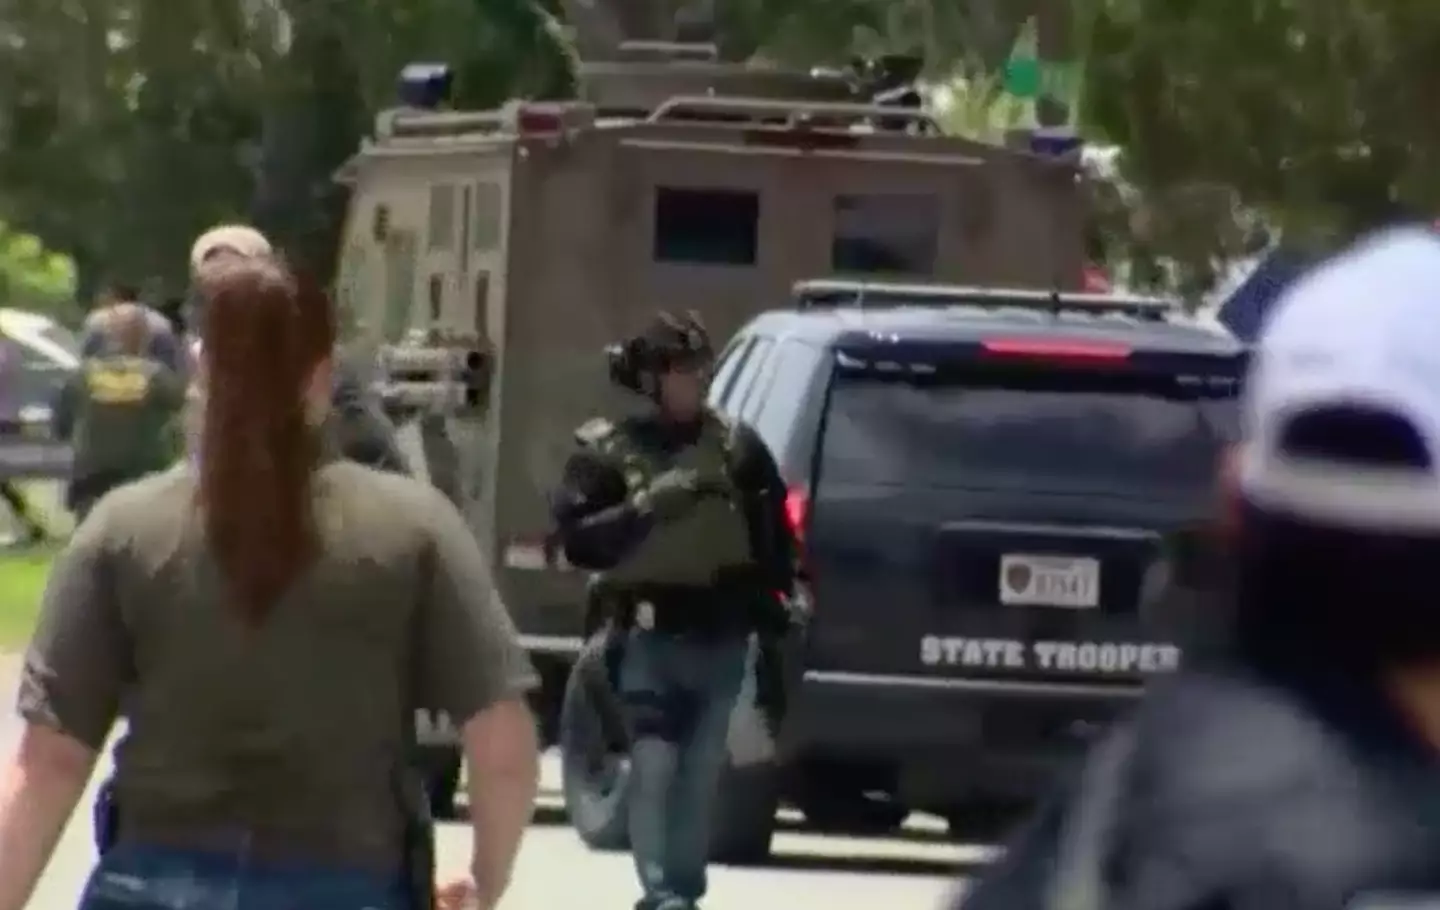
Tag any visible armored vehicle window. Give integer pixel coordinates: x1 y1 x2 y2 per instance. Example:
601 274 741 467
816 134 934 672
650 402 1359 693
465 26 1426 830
428 184 457 251
832 193 940 276
473 271 491 340
427 274 444 322
472 182 501 251
653 187 759 266
383 230 417 338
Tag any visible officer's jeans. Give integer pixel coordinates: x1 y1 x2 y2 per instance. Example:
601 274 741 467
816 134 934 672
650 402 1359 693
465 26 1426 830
77 843 408 910
620 628 748 909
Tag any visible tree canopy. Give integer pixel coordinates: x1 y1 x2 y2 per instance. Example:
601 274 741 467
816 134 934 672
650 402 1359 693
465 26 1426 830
0 0 1434 314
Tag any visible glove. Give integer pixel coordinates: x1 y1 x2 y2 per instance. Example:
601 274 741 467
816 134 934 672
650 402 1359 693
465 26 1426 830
633 467 704 523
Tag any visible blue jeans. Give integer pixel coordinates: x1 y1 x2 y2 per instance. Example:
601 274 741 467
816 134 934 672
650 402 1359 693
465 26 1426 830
619 629 748 909
77 844 408 910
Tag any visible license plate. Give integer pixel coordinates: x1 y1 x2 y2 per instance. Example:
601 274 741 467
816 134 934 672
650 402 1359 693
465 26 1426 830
999 554 1100 608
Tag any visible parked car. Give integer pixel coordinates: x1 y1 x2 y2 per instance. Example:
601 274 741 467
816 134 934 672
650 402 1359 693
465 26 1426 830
0 308 79 483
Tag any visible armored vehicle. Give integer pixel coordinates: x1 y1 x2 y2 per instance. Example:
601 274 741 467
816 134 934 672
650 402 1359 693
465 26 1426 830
333 15 1089 824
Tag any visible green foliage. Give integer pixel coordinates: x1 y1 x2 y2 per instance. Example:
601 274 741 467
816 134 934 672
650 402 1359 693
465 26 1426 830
1083 0 1440 257
0 222 77 319
7 0 1426 298
0 544 54 650
0 0 576 295
932 72 1030 142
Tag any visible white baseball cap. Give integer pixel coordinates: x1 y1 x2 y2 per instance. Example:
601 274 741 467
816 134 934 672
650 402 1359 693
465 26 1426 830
1238 226 1440 532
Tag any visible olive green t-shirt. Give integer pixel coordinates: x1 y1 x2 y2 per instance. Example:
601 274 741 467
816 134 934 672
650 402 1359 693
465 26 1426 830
17 460 536 869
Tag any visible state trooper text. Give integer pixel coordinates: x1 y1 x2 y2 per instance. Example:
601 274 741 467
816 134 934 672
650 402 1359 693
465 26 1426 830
920 636 1181 673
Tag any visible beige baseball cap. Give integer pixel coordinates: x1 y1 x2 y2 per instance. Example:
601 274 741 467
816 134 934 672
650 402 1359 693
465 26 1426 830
189 224 272 272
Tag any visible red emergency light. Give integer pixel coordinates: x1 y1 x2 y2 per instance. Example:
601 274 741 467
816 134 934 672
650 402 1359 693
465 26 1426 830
1082 264 1111 293
515 105 564 134
981 339 1132 361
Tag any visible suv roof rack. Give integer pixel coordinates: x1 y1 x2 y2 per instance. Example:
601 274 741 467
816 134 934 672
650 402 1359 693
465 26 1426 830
792 278 1178 320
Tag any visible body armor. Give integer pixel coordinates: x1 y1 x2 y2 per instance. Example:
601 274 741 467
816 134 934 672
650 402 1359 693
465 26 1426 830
586 412 752 587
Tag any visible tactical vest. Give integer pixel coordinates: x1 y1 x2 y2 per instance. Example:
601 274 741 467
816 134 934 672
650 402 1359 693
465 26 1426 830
588 413 753 587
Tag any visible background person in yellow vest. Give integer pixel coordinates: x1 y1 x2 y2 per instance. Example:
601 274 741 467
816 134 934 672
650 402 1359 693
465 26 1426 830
53 303 186 521
80 282 183 373
550 312 796 910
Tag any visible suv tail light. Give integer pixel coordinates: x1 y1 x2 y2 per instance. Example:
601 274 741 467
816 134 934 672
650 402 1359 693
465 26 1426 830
783 487 809 543
783 486 815 598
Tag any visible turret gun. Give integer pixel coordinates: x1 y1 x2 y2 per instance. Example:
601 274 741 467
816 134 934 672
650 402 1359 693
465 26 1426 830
371 330 492 418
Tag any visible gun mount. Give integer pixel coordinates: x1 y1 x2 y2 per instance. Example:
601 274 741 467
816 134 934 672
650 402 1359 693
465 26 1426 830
371 332 492 417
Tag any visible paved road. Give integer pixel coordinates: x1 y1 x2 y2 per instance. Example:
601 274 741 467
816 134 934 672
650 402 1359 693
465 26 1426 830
0 659 990 909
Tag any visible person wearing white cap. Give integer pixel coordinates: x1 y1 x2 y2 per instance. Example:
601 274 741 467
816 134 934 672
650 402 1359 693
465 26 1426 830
189 223 273 272
178 225 408 476
183 224 274 370
953 226 1440 910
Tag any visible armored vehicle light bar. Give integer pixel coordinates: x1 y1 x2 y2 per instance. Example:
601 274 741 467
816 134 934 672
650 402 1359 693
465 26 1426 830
792 278 1178 320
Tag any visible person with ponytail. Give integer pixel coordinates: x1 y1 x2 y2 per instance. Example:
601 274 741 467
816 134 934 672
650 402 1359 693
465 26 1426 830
0 256 539 910
185 223 412 476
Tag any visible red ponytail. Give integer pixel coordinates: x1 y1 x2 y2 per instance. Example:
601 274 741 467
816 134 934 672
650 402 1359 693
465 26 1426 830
195 257 335 621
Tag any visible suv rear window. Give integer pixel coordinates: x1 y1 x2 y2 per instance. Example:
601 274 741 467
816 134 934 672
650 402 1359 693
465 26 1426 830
818 364 1238 496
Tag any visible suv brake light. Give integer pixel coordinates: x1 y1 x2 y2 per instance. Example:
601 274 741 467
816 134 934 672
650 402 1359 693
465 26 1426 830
783 488 808 542
981 339 1132 361
782 487 814 602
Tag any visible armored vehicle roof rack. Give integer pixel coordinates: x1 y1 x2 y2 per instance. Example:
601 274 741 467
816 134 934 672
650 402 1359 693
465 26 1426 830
374 100 595 140
793 278 1178 320
577 44 858 116
645 96 939 132
612 39 719 61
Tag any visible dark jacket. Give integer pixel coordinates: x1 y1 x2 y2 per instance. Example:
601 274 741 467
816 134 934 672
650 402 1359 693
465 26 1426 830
54 355 186 513
330 357 410 475
955 667 1440 910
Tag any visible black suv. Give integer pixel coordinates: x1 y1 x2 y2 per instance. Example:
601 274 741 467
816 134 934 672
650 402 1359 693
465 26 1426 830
727 282 1239 829
560 279 1244 861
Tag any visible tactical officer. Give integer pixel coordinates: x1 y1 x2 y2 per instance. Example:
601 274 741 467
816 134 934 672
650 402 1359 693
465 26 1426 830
53 303 186 521
956 226 1440 910
551 311 796 910
0 256 539 910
